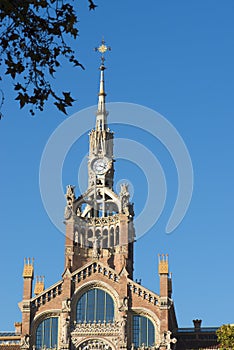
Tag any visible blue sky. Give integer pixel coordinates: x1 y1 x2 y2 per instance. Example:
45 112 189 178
1 0 234 330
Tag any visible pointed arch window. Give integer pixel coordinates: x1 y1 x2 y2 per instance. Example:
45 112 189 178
36 317 58 350
76 288 114 323
132 315 155 347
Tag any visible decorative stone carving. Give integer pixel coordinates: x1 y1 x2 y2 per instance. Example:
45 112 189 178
120 315 127 344
61 316 70 345
92 237 99 259
64 185 75 218
77 339 112 350
65 185 76 206
119 297 129 312
64 205 72 220
62 298 71 312
71 321 120 338
20 334 30 349
160 331 177 350
120 183 130 211
65 247 72 255
87 215 120 227
71 321 124 349
120 183 129 196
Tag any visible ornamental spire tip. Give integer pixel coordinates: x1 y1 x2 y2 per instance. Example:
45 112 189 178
94 39 110 131
94 38 111 67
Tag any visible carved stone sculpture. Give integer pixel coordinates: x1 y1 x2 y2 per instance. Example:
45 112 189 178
20 334 30 349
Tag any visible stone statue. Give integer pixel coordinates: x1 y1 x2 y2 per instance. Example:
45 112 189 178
120 183 130 211
119 296 129 312
64 205 72 220
121 315 127 343
92 237 99 258
65 185 76 206
61 317 70 344
64 185 76 220
123 296 128 307
120 183 129 196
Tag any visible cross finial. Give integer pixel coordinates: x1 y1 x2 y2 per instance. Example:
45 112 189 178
94 38 111 65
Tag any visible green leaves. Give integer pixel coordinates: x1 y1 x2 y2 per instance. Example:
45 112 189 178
0 0 96 116
217 324 234 349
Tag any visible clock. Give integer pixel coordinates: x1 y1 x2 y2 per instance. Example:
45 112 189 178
92 157 110 174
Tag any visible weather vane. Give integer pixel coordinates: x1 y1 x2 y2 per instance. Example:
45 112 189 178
94 38 111 65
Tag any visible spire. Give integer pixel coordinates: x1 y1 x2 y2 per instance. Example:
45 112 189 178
94 39 111 131
96 64 107 130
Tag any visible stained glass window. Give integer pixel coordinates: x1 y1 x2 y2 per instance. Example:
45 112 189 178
133 315 155 347
36 317 58 350
76 288 114 322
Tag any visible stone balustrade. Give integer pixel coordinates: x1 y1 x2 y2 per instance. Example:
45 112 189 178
128 281 159 305
72 262 119 285
31 281 63 309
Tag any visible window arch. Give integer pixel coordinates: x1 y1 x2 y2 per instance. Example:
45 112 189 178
36 317 58 350
132 315 155 347
76 288 114 323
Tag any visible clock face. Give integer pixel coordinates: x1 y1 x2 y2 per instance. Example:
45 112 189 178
92 158 109 174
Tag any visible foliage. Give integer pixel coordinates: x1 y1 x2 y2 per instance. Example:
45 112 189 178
0 0 97 117
216 324 234 349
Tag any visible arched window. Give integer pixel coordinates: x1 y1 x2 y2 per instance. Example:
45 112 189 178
132 315 155 347
76 288 114 323
36 317 58 350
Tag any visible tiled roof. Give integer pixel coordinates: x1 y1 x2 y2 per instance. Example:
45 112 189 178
0 333 21 347
0 334 16 337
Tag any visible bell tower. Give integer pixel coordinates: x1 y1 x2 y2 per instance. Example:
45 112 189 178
64 40 135 278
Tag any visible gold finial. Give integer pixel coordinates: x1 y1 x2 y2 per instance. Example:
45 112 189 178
34 276 45 295
94 38 111 65
158 254 169 274
23 257 34 278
